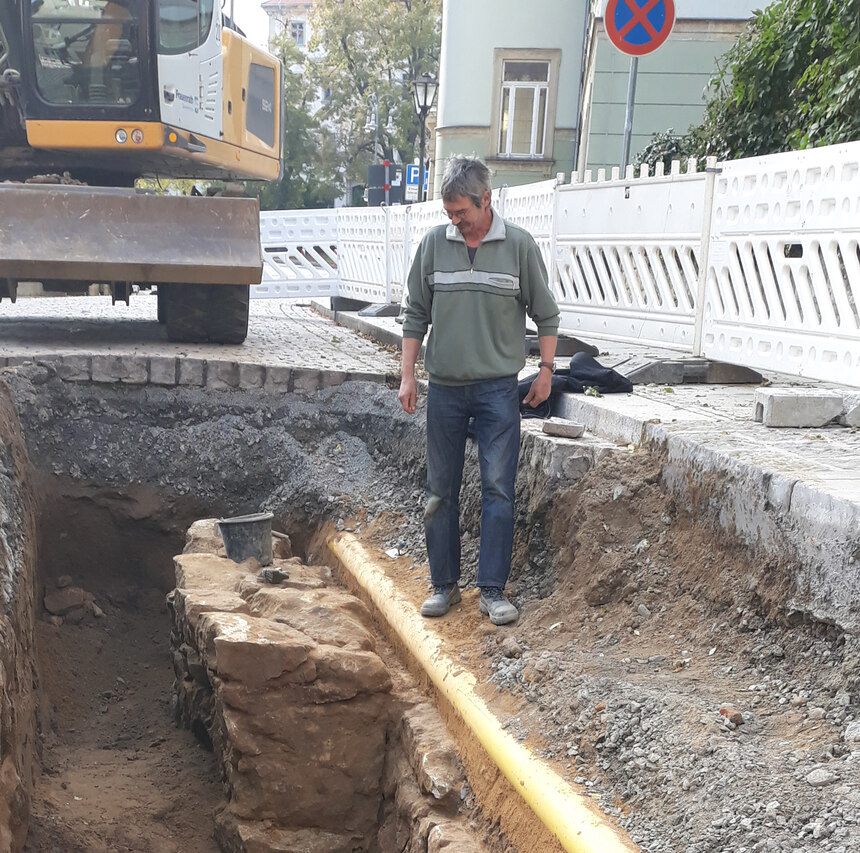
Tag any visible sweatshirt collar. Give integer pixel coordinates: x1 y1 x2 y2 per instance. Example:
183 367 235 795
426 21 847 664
445 206 507 244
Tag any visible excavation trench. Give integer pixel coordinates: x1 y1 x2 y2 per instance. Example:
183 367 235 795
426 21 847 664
1 362 858 853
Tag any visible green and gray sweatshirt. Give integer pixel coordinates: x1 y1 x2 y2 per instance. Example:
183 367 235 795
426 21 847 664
402 208 560 385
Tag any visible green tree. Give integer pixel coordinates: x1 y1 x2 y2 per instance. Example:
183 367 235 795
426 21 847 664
248 38 341 211
687 0 860 160
632 128 691 173
307 0 442 187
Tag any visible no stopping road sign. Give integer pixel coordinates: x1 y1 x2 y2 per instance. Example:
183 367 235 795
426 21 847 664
605 0 675 56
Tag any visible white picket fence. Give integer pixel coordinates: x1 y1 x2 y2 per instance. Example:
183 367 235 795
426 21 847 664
256 141 860 387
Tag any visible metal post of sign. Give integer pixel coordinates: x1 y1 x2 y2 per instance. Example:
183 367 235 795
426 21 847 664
621 56 638 172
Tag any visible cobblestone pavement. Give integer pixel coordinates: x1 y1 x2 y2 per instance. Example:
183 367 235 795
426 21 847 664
0 295 401 375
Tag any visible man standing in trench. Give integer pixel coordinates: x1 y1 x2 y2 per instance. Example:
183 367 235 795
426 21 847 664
398 155 559 626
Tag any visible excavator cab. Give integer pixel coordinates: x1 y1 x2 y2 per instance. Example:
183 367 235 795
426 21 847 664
30 0 142 107
1 0 281 184
0 0 282 344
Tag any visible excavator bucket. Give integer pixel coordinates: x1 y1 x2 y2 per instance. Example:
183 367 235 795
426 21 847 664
0 184 262 286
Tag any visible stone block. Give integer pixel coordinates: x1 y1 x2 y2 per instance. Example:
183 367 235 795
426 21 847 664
173 553 248 591
214 812 364 853
208 361 241 391
400 704 465 808
319 370 348 390
149 357 178 386
239 363 266 390
842 395 860 427
753 388 843 428
54 355 91 381
172 587 250 645
183 518 224 555
118 356 148 384
43 586 85 616
218 642 392 704
292 368 321 394
263 366 292 394
221 698 388 834
247 586 376 650
178 358 206 387
196 612 315 687
542 418 585 439
428 822 484 852
91 355 148 384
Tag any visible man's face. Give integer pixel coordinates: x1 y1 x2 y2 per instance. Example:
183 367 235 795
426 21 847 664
443 191 491 240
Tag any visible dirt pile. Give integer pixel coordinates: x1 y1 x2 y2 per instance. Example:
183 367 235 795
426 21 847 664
362 448 860 852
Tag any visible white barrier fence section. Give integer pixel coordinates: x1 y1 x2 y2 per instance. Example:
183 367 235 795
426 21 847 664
496 180 557 275
553 163 708 350
254 142 860 387
255 209 339 299
336 207 392 304
702 143 860 386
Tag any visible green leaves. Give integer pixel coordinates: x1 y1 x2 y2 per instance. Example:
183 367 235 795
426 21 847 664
685 0 860 160
307 0 442 186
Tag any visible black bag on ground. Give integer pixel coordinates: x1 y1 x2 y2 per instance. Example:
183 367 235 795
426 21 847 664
518 352 633 419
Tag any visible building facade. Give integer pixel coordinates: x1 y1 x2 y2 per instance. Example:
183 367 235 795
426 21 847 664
435 0 587 194
434 0 758 193
261 0 314 51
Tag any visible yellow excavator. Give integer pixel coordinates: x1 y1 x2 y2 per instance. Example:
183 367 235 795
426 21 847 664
0 0 282 343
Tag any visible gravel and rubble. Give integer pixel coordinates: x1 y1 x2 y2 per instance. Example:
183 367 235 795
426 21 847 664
3 359 860 852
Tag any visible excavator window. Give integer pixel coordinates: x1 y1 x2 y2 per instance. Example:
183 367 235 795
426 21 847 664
157 0 214 55
30 0 140 106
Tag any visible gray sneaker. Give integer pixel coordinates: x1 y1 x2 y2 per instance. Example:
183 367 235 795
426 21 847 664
479 587 518 625
420 584 462 617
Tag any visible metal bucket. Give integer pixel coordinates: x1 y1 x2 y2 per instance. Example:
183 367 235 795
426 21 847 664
217 512 274 566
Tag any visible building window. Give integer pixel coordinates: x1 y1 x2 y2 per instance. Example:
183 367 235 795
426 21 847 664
498 60 549 158
290 20 305 47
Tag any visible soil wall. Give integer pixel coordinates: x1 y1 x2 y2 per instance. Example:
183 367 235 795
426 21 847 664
0 379 39 851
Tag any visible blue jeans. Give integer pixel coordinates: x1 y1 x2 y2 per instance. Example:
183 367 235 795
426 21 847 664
425 376 520 590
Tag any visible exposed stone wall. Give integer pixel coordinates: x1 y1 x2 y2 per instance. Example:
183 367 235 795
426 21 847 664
172 521 481 852
0 381 38 852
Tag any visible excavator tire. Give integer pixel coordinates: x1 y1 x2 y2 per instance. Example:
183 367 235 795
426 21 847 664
163 283 250 344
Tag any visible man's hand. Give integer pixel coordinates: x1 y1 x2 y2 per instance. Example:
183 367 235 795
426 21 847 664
398 375 418 414
399 337 422 414
522 370 552 408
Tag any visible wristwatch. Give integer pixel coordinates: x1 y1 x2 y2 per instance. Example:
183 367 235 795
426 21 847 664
538 361 555 373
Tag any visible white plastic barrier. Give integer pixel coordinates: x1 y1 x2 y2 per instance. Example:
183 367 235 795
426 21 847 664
256 210 339 299
553 163 707 350
336 207 392 304
702 143 860 385
497 180 557 275
256 143 860 388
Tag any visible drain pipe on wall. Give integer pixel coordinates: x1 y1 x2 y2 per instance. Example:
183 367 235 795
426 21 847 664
329 534 639 853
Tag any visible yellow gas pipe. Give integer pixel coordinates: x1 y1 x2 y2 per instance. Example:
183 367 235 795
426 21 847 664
329 534 639 853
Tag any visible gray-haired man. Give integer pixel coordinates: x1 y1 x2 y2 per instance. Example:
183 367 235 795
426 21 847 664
398 156 559 625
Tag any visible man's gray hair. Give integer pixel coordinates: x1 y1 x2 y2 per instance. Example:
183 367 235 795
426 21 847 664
440 156 491 206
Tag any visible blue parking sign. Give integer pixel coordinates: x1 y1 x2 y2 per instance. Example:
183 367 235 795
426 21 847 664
406 164 428 190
